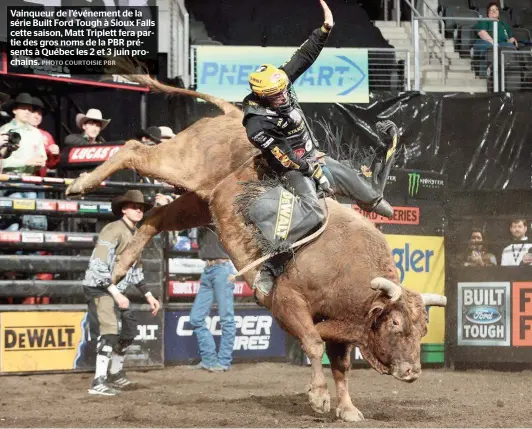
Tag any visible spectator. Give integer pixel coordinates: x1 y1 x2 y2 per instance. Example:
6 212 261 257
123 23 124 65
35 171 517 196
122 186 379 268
189 226 236 372
463 228 497 267
473 2 517 76
0 93 47 176
159 126 176 140
65 108 110 147
500 219 532 266
136 126 162 146
156 196 236 371
82 189 160 395
29 97 60 176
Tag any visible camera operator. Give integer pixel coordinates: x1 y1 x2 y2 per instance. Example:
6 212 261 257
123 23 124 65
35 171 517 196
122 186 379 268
0 131 21 164
0 93 47 176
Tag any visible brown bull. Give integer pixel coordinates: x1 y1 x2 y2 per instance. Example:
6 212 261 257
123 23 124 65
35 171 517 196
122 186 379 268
66 76 446 422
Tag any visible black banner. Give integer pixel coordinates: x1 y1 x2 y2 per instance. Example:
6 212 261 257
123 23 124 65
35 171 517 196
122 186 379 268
447 267 532 365
301 92 532 192
74 309 163 370
190 92 532 192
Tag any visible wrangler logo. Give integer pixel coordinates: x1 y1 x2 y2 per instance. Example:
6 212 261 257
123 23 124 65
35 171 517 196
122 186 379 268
274 190 295 239
271 146 299 169
4 326 76 351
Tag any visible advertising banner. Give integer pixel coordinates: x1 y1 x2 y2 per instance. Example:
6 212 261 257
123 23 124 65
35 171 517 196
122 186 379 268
168 280 253 298
405 170 446 200
386 234 446 362
165 309 286 362
457 282 511 347
1 310 163 373
195 46 369 103
168 258 206 274
352 206 420 225
0 312 84 373
512 282 532 346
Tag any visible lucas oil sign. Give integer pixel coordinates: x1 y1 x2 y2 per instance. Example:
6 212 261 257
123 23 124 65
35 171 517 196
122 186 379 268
164 309 286 361
457 282 511 346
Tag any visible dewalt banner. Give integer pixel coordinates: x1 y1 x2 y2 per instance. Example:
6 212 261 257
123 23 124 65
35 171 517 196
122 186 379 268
385 235 446 351
1 310 163 373
0 312 84 373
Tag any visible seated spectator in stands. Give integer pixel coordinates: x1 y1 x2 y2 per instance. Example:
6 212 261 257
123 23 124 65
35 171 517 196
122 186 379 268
0 93 47 176
136 126 162 146
463 228 497 267
159 126 176 140
29 97 60 176
65 108 110 147
501 219 532 266
473 2 517 76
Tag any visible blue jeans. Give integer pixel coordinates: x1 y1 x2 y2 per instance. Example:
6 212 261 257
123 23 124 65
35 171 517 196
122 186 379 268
189 262 236 369
473 40 516 76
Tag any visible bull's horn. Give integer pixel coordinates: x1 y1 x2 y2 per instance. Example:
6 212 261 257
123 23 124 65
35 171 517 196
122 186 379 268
370 277 402 301
421 293 447 307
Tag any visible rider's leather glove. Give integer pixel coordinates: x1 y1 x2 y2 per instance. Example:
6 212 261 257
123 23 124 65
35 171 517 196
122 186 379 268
309 162 331 193
376 120 398 147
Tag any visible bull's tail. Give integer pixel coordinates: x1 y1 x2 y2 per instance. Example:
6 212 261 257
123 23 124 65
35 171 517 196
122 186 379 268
114 58 239 116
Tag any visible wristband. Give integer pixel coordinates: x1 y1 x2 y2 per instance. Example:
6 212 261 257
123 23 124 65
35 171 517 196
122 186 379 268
107 285 120 296
145 291 153 298
321 23 333 33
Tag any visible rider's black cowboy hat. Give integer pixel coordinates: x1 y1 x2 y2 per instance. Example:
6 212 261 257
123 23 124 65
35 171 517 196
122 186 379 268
136 126 162 144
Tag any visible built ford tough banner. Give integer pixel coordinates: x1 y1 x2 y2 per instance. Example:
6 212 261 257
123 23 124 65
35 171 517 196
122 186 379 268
194 46 369 103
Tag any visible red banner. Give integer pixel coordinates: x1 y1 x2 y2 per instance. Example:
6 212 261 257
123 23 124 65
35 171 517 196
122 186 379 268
68 146 121 164
353 205 420 225
168 281 253 297
512 282 532 346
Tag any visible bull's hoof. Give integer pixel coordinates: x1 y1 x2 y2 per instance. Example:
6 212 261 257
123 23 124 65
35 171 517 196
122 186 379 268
336 406 364 422
65 173 90 197
308 387 331 414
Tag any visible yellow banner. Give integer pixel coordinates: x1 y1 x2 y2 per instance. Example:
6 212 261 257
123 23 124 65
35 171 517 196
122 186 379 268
13 199 35 210
385 234 445 344
1 312 84 373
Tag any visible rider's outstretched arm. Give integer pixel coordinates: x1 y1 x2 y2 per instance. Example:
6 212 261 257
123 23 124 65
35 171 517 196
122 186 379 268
280 0 334 83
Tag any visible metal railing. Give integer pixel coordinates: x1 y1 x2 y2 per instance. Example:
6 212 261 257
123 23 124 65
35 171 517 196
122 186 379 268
501 50 532 91
369 48 411 91
413 17 500 91
169 0 190 87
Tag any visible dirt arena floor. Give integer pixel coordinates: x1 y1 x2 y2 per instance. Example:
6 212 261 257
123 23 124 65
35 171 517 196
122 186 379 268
1 362 531 428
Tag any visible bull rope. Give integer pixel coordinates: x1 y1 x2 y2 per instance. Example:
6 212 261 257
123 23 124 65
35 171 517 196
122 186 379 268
228 198 330 281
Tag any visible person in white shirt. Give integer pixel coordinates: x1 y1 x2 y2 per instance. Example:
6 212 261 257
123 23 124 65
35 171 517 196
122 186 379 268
500 219 532 266
0 93 47 175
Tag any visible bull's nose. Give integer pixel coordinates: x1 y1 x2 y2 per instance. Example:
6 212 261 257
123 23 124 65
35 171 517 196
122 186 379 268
393 363 421 382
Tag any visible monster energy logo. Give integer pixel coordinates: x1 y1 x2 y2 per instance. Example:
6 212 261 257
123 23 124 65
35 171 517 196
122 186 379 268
408 173 421 197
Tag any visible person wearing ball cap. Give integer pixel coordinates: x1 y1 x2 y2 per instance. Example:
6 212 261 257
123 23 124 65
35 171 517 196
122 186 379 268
242 0 399 296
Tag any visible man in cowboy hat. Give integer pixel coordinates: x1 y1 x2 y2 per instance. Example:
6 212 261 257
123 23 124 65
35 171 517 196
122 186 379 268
65 108 110 147
30 97 60 176
0 92 47 175
82 189 160 396
136 126 162 146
